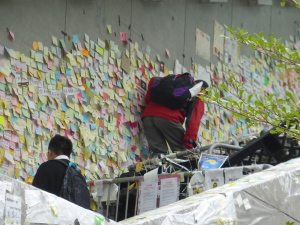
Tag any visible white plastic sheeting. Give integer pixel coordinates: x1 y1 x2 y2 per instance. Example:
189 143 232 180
120 158 300 225
0 174 119 225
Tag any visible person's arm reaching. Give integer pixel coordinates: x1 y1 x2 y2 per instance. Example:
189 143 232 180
183 97 205 149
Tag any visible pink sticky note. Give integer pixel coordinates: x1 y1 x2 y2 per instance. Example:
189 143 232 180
0 91 6 100
120 32 128 41
165 49 170 57
8 30 15 40
77 93 82 101
108 64 114 72
11 97 18 106
47 61 53 69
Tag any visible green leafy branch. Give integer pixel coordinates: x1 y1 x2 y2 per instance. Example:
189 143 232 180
201 73 300 140
281 0 300 8
225 26 300 73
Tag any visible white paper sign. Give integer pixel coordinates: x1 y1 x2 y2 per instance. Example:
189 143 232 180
159 177 178 207
0 182 6 218
138 180 158 214
5 193 21 225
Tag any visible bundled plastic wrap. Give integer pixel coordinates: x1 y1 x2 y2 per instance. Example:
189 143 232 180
120 158 300 225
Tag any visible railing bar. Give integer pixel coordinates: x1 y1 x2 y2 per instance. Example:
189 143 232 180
115 183 121 221
125 182 130 219
134 182 139 216
106 183 111 218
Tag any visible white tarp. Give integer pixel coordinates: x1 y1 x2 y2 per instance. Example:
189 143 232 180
120 158 300 225
0 174 119 225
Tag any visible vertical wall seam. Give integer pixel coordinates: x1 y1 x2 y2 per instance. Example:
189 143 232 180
231 0 233 26
64 0 68 41
269 4 273 37
183 0 188 68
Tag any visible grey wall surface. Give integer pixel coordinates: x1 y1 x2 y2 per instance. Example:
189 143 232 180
0 0 299 72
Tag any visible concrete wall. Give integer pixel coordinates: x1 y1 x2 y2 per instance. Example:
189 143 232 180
1 0 299 70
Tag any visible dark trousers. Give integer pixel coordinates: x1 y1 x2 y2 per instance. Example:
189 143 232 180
142 116 186 154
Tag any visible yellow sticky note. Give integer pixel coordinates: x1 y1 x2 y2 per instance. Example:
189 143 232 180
50 205 59 217
56 82 62 90
135 162 144 172
107 25 112 34
0 116 4 125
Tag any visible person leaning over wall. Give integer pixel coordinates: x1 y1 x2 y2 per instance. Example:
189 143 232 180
142 73 208 156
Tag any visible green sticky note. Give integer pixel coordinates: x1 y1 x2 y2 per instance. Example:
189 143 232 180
22 108 30 118
156 54 160 61
0 83 6 91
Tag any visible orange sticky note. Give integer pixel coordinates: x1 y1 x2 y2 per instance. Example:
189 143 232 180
32 41 38 50
107 158 112 167
82 48 88 57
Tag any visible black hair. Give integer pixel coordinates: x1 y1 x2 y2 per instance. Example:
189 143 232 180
48 134 73 157
195 80 209 88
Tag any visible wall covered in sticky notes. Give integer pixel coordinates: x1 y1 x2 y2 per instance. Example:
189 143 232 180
0 1 300 183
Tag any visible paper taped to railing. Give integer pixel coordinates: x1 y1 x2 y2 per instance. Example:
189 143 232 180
144 167 158 182
204 168 225 190
198 153 228 170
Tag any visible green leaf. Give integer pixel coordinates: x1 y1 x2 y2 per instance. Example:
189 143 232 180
219 84 229 91
286 92 294 100
247 94 253 102
254 100 264 107
276 64 286 68
280 2 286 7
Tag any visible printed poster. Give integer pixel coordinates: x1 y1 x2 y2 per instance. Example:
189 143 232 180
224 29 238 64
196 28 210 61
158 175 180 208
198 153 228 170
213 21 224 59
138 174 180 214
137 180 158 214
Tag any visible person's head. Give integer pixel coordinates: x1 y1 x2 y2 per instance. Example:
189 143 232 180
47 134 73 160
195 80 209 91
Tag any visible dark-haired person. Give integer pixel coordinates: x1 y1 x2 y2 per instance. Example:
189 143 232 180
32 134 73 196
142 76 209 155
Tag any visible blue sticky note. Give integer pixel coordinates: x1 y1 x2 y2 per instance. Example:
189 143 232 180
55 71 61 80
142 147 149 156
128 93 133 100
125 136 131 143
90 123 97 130
107 145 112 152
82 114 90 123
61 103 67 112
70 123 76 132
65 67 71 76
88 142 96 152
73 35 79 44
116 80 122 88
51 79 56 85
81 91 87 101
88 67 96 76
36 127 42 135
104 73 109 81
12 115 18 122
130 151 135 159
